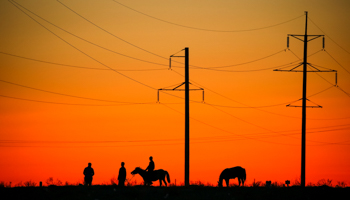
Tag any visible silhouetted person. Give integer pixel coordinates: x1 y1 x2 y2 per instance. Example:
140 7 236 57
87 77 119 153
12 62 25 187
83 163 94 186
146 156 155 172
145 156 155 182
118 162 126 187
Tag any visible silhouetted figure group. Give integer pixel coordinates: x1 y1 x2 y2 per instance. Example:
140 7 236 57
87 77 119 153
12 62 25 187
83 157 156 187
84 159 244 187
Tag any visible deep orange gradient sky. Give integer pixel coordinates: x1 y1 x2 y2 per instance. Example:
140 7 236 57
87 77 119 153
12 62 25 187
1 0 350 186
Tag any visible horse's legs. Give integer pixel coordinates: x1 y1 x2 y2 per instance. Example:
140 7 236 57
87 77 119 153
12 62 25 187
225 179 229 187
238 179 241 186
159 179 162 186
163 178 167 187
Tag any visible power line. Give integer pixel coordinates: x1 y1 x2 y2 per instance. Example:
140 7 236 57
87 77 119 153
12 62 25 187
3 126 349 148
56 0 168 60
0 79 156 104
160 103 299 146
4 2 200 107
194 49 323 72
6 1 313 73
160 103 350 146
171 69 334 108
112 0 304 33
191 49 288 71
172 68 350 120
0 51 168 71
9 1 175 68
9 0 158 91
309 17 350 55
0 94 156 106
324 50 350 75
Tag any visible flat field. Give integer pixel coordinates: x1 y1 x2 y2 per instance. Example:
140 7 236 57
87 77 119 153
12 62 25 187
1 185 349 200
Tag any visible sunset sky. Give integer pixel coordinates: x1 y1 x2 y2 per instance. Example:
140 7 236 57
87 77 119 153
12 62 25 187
1 0 349 186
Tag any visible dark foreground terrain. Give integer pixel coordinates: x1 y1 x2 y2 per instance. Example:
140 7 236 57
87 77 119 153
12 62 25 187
1 185 349 200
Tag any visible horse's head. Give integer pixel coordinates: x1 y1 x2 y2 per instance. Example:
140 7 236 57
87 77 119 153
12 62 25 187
131 167 142 175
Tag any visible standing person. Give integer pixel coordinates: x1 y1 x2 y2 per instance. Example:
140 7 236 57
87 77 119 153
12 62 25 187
118 162 126 187
83 163 94 186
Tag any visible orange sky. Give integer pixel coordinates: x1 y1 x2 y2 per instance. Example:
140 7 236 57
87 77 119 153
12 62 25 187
1 0 350 186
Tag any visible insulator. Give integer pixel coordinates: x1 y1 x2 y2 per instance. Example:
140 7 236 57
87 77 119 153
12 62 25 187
287 36 290 48
157 90 160 102
323 37 325 49
335 72 338 86
202 90 205 103
169 57 171 70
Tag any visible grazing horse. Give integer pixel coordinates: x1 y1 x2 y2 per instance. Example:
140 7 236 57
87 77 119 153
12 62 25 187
218 166 246 187
131 167 170 186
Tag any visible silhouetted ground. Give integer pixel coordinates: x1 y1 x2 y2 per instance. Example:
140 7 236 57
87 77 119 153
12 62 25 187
1 185 349 200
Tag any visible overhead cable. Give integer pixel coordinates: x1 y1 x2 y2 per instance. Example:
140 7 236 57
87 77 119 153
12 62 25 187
0 94 155 106
56 0 168 60
112 0 304 33
0 79 155 104
9 0 174 68
0 51 168 71
309 17 350 55
9 0 157 91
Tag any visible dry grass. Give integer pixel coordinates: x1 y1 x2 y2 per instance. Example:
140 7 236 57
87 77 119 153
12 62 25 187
0 178 348 188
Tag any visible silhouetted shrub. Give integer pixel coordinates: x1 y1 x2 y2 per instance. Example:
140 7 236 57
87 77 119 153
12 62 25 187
0 181 12 188
336 181 347 188
45 177 63 186
110 176 117 185
316 179 333 187
292 177 301 186
23 180 37 187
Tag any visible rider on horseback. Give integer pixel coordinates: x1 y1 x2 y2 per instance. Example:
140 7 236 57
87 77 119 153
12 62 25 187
145 156 155 184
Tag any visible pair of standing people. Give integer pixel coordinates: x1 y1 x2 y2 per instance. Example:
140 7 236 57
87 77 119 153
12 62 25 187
83 162 126 186
83 157 154 186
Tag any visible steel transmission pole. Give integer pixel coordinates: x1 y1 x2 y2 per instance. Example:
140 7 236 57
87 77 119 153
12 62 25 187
184 47 190 186
301 11 308 188
274 12 336 188
158 48 203 187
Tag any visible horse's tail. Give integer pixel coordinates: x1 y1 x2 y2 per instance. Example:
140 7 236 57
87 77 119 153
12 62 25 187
166 171 170 183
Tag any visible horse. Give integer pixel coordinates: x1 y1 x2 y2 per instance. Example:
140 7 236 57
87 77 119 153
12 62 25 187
131 167 170 186
218 166 246 187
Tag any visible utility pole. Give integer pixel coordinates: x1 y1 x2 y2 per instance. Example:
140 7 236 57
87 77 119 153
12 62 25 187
158 47 204 187
184 47 190 186
274 11 336 187
301 11 308 189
